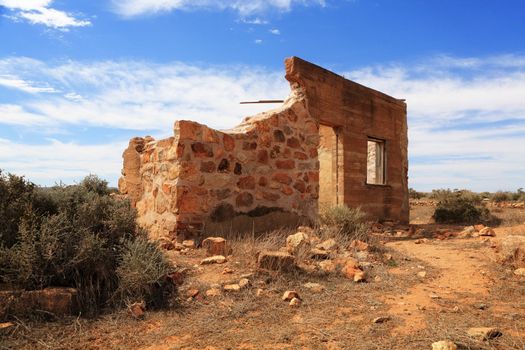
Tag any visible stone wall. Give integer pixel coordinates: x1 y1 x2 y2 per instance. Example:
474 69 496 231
120 87 320 240
119 56 409 241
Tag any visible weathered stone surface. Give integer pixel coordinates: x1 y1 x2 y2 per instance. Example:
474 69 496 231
202 237 232 257
289 297 302 307
514 267 525 276
223 284 241 292
286 231 311 255
258 251 296 272
316 239 337 251
349 240 369 251
0 287 78 318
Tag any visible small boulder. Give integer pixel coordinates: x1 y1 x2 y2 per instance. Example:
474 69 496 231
186 289 200 298
223 284 241 292
303 282 325 293
474 224 486 231
128 301 146 319
201 255 227 265
286 231 311 255
498 235 525 266
310 248 331 260
349 240 369 251
205 288 221 297
202 237 232 257
417 271 427 278
431 340 457 350
238 278 250 289
353 270 366 282
316 238 337 251
182 239 196 249
289 297 302 307
318 260 336 273
514 267 525 276
479 227 495 237
282 290 300 301
467 327 502 340
459 226 475 238
341 259 361 280
257 251 296 272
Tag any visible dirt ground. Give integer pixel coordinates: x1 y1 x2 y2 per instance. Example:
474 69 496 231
2 205 525 350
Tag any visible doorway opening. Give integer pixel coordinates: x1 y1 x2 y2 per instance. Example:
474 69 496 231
318 124 343 209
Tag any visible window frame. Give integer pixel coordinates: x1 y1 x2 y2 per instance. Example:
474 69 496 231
366 137 387 186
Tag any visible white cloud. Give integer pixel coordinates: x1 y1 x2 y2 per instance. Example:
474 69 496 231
0 74 57 93
0 0 90 29
0 138 124 186
112 0 326 17
254 39 263 44
269 28 280 35
0 57 289 132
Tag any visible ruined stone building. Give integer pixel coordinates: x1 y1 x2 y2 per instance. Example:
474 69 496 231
119 57 409 240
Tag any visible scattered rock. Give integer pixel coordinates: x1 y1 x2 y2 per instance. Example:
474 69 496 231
158 237 175 250
514 268 525 276
384 253 393 261
223 284 241 292
289 297 302 307
372 316 390 323
186 289 200 298
341 259 361 280
459 226 475 238
286 231 311 255
474 224 485 231
222 267 234 274
349 240 369 251
355 251 369 261
431 340 458 350
205 288 221 297
0 322 15 334
498 235 525 266
415 238 429 244
479 227 495 237
256 288 264 297
353 270 366 282
128 301 146 319
310 248 331 260
303 282 325 293
318 260 337 273
200 255 227 265
467 327 502 340
316 238 337 251
417 271 427 278
202 237 232 257
182 239 196 249
282 290 300 301
374 276 382 282
238 278 250 289
257 251 296 272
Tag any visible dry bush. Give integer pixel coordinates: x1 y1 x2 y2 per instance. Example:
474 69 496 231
0 172 175 316
318 205 369 241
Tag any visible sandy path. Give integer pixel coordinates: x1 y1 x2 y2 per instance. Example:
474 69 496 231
384 237 493 334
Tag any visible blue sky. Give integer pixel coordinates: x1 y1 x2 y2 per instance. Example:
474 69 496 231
0 0 524 191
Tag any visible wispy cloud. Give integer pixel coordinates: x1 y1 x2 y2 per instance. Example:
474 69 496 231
269 28 280 35
0 74 57 93
112 0 326 17
0 57 288 132
0 0 90 30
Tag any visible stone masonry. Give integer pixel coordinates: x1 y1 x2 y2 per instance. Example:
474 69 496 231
119 57 409 240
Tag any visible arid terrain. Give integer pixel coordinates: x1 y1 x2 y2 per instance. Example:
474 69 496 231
1 201 524 350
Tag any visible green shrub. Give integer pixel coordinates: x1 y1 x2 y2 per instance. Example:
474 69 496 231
409 188 425 199
0 171 35 247
319 205 369 239
116 236 174 308
0 171 175 315
492 191 511 203
432 191 494 225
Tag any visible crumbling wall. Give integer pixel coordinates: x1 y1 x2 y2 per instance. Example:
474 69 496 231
120 87 320 240
285 57 409 223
